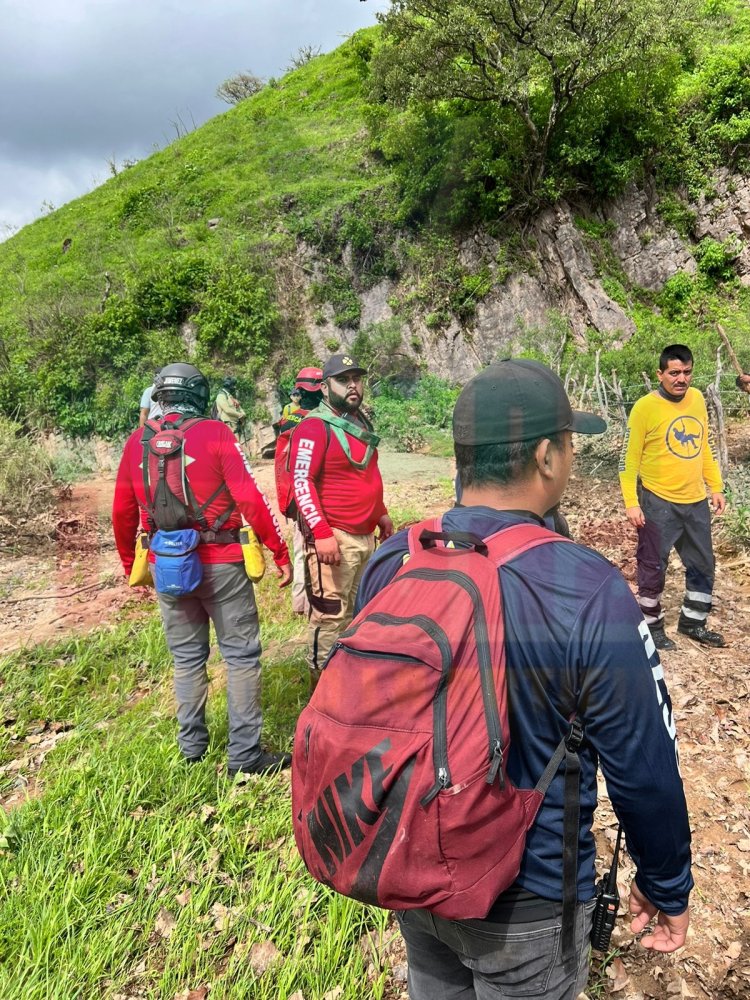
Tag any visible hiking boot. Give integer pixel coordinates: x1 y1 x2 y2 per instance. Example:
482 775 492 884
677 623 726 647
183 751 206 764
650 627 677 652
228 751 292 779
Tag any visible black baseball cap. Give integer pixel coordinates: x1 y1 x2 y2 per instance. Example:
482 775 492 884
453 359 607 445
322 354 367 380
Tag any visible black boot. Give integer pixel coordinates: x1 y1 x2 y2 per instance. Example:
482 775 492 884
651 626 677 652
677 622 725 647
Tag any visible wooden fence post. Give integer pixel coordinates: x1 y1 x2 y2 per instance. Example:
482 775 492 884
705 383 729 480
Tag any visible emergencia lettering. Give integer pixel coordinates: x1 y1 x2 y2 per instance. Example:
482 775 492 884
294 436 322 529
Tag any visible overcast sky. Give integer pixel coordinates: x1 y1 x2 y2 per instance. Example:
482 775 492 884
0 0 390 239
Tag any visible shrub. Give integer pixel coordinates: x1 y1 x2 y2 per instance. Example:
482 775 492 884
195 264 279 363
657 272 696 316
131 254 211 328
0 417 56 524
694 237 740 282
216 72 265 105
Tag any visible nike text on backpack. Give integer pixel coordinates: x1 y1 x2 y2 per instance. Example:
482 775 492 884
140 416 236 596
292 519 584 963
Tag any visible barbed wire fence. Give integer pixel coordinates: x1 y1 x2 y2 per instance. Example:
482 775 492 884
561 348 749 478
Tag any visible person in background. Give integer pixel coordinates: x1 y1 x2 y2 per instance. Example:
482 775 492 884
113 362 293 778
736 373 750 394
282 388 302 421
357 360 691 1000
619 344 725 650
215 377 246 437
139 369 163 427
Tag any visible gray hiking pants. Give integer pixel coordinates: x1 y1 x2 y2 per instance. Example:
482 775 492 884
156 561 263 769
397 899 595 1000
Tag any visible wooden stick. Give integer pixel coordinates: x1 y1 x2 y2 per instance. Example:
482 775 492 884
717 324 745 377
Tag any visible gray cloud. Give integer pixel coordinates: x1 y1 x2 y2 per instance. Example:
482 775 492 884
0 0 389 234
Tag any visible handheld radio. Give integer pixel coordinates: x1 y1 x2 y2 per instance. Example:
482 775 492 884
591 825 622 951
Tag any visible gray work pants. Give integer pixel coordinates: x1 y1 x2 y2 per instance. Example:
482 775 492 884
156 561 263 768
636 488 715 629
397 900 595 1000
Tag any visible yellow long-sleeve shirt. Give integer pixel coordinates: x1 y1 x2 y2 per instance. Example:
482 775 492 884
619 388 723 508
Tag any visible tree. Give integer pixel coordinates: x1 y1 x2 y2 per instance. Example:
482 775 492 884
216 72 264 105
288 44 322 71
371 0 697 206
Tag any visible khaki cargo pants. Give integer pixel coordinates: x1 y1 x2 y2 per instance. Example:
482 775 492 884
305 527 376 673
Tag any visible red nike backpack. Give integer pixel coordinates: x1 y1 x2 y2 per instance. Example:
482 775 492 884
291 519 581 921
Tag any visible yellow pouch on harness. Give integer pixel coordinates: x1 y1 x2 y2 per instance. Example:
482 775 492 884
128 532 153 587
239 526 266 583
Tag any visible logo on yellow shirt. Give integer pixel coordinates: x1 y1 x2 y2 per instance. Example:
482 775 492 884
666 417 703 459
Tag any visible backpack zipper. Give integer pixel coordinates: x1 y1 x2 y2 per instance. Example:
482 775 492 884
395 568 506 790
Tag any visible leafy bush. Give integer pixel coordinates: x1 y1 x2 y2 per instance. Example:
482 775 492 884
694 237 739 282
310 268 361 329
131 254 211 328
370 374 459 452
657 194 697 237
351 318 409 382
195 263 279 363
657 271 696 316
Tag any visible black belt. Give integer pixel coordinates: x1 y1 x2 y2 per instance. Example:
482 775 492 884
199 529 240 544
485 885 563 923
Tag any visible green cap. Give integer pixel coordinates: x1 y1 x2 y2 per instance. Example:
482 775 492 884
453 360 607 445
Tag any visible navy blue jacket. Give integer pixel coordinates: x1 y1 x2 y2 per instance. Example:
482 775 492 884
356 506 692 914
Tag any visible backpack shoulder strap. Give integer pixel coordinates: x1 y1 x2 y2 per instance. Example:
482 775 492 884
139 420 163 523
484 521 572 567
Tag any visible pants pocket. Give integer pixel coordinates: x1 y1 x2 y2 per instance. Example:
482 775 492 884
455 921 560 996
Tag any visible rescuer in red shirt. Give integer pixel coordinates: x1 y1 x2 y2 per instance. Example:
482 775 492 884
112 362 292 777
288 354 393 688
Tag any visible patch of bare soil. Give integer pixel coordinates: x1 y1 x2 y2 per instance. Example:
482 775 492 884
0 476 151 654
1 444 749 998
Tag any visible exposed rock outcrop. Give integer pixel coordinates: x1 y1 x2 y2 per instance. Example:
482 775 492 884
292 172 750 381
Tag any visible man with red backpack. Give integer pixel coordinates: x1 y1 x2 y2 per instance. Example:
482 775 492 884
112 362 292 777
287 354 393 688
274 366 324 615
295 360 691 999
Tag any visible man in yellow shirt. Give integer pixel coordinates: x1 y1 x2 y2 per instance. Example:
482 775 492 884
619 344 725 650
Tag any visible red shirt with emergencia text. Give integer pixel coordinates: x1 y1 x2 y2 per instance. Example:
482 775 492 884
112 414 289 575
289 414 387 540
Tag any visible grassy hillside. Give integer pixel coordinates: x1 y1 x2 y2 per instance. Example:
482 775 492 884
0 36 392 434
1 4 750 437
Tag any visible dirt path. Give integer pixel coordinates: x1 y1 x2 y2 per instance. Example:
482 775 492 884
1 445 749 997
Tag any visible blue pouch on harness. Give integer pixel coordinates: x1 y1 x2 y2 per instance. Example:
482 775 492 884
150 528 203 596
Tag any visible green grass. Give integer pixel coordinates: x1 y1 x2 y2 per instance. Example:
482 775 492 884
0 575 394 999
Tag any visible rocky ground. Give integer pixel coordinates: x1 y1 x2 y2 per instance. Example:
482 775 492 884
0 443 748 999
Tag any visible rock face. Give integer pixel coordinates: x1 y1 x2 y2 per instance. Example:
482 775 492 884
605 181 696 290
291 172 750 381
693 169 750 285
